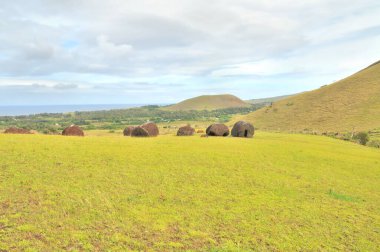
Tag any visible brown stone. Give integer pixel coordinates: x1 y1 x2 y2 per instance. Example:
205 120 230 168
123 126 135 136
177 125 195 136
62 125 84 136
131 126 150 137
141 122 159 137
231 121 254 138
206 123 229 137
4 127 33 134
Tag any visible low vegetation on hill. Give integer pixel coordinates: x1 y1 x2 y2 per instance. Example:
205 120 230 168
239 61 380 133
321 129 380 149
0 133 379 251
165 94 250 111
0 105 262 134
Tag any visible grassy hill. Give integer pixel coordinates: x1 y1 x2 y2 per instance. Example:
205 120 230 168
165 94 250 111
246 94 295 105
238 61 380 133
1 133 379 251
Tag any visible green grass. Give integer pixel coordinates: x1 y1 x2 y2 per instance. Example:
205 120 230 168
327 189 360 202
0 132 379 251
238 61 380 133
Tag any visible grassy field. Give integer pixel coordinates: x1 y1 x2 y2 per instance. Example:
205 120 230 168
0 132 379 251
238 61 380 133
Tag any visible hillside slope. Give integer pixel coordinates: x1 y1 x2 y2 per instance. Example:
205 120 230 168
165 94 250 111
239 61 380 132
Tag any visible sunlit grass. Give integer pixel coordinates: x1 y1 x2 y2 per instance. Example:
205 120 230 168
0 132 379 251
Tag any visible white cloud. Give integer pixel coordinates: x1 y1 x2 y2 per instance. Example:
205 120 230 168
211 60 295 77
0 0 379 104
96 35 133 57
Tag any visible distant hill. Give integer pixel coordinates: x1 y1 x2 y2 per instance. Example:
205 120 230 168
246 94 295 105
237 61 380 132
165 94 250 111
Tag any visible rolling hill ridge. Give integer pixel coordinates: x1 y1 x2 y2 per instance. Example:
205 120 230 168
237 61 380 132
246 94 295 105
165 94 250 111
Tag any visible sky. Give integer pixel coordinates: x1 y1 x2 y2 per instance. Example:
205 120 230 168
0 0 380 105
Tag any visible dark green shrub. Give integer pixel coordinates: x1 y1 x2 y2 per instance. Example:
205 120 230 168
353 132 369 145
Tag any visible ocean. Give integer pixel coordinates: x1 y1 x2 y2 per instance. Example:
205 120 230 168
0 104 145 116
